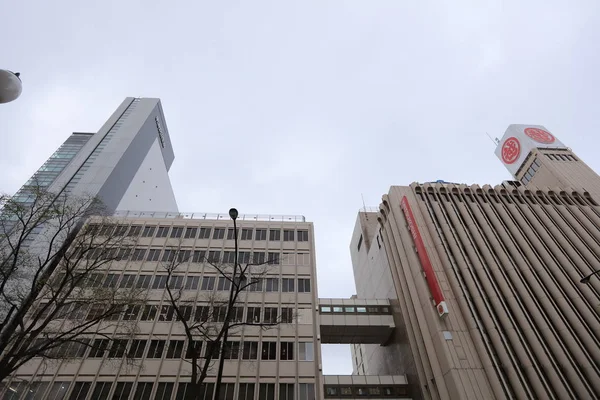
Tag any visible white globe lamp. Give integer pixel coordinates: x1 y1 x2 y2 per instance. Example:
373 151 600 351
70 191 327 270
0 70 22 104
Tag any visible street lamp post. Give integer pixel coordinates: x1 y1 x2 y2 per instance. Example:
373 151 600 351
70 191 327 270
580 269 600 284
213 208 239 400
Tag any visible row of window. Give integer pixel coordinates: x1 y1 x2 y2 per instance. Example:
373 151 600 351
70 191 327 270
521 157 541 185
47 303 303 326
324 385 408 398
545 153 577 162
5 381 315 400
72 271 311 293
35 337 314 363
92 224 310 242
319 305 391 315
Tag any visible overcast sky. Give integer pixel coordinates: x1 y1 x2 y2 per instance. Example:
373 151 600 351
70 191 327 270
2 0 600 374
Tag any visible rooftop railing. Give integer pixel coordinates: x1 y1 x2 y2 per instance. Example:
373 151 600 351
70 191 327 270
113 210 306 222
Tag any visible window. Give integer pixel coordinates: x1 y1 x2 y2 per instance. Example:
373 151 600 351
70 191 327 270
114 225 129 236
259 383 275 400
264 307 278 323
162 249 175 262
218 383 235 400
185 276 200 290
170 227 184 238
253 252 265 264
242 341 259 360
112 383 133 400
261 342 277 360
239 251 251 263
131 248 146 261
297 279 311 293
201 276 216 290
91 382 112 399
282 253 296 265
333 306 343 313
103 274 120 288
238 383 255 400
123 305 141 320
136 275 152 289
159 305 175 321
192 250 206 263
223 251 236 263
168 275 184 289
128 340 147 358
231 306 244 322
177 305 193 321
194 306 210 322
255 229 267 240
241 228 253 240
377 235 381 249
265 278 279 292
166 341 184 358
68 382 91 400
223 341 240 359
269 229 281 241
267 252 280 265
281 278 295 292
217 277 231 291
248 278 263 292
298 383 315 400
115 247 131 261
283 230 295 241
299 342 314 361
89 339 109 358
184 227 197 239
213 228 225 239
177 249 191 262
152 275 168 289
119 274 136 288
297 230 309 242
147 340 166 358
147 249 161 261
280 342 294 360
133 383 154 400
213 306 228 322
156 226 170 237
198 227 211 239
280 384 294 400
185 341 202 358
356 307 367 313
281 307 293 323
227 228 237 240
247 307 261 323
208 250 221 262
141 305 158 321
345 306 355 313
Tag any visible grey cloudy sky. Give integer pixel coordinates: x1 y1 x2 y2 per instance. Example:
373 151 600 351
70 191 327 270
2 0 600 374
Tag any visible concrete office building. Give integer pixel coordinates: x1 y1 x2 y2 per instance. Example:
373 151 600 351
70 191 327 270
2 212 411 399
11 97 178 213
350 125 600 399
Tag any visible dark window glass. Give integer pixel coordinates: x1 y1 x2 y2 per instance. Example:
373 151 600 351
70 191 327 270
283 230 295 241
170 227 184 238
198 227 211 239
201 277 215 290
246 307 261 324
281 307 293 323
261 342 277 360
297 230 309 242
238 251 251 263
227 228 237 240
128 340 147 358
184 227 198 239
192 250 206 263
223 251 236 263
217 277 231 291
131 248 146 261
263 307 278 323
91 382 112 399
119 274 136 288
242 341 259 360
280 342 294 360
255 229 266 240
146 249 161 261
108 340 128 358
258 383 275 400
88 339 109 357
281 278 294 292
156 226 170 237
68 382 91 400
238 383 255 400
147 340 166 358
133 383 154 400
208 251 220 262
241 228 253 240
265 278 279 292
213 228 225 239
280 383 294 400
267 252 280 265
269 230 281 241
112 382 133 400
166 341 184 358
297 278 311 293
223 341 240 360
136 275 152 288
185 276 200 290
152 275 168 289
253 252 265 264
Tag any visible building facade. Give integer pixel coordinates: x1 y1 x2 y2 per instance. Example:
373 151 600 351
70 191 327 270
11 97 178 213
350 125 600 399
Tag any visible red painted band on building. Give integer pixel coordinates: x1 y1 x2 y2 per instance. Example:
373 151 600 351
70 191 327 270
401 196 448 317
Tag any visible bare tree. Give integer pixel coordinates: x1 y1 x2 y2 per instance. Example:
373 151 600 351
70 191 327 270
0 185 144 383
161 243 293 400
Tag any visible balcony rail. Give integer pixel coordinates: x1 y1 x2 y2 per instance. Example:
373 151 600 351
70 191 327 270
113 210 306 222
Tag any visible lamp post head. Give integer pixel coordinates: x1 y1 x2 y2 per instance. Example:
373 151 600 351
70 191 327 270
229 208 238 220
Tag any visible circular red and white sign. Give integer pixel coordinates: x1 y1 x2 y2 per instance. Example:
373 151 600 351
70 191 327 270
501 137 521 164
524 127 555 144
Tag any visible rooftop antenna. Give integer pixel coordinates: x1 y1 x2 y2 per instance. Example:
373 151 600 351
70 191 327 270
486 132 498 146
361 193 368 218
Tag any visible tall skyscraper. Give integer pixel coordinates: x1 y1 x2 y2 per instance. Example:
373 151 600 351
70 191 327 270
12 97 178 213
350 125 600 399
